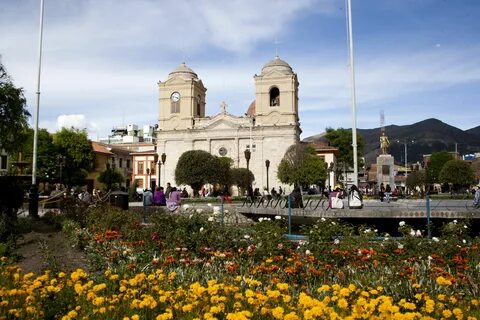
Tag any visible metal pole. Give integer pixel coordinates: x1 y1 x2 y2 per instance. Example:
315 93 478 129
288 195 292 235
404 140 408 180
29 0 45 217
346 0 358 187
426 193 431 238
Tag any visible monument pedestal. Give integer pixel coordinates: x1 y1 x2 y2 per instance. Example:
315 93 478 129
376 154 395 188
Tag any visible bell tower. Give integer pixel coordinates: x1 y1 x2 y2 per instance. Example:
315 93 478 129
253 56 299 127
158 62 207 131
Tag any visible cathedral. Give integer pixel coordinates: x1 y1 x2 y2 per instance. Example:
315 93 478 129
156 56 301 194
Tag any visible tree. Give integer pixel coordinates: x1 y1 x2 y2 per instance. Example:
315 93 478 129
98 166 124 191
406 170 427 195
175 150 220 194
0 58 30 153
439 160 476 192
53 128 95 188
427 151 454 184
11 128 59 181
231 168 255 193
325 127 365 181
277 143 327 187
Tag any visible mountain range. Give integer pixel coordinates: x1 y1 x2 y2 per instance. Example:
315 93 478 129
304 118 480 166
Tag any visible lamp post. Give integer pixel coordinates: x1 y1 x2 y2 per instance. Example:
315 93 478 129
146 168 151 190
153 153 159 189
265 159 270 191
328 162 334 190
244 149 251 192
160 153 166 187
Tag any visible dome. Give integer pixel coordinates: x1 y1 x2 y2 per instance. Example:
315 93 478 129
168 62 198 80
261 55 293 75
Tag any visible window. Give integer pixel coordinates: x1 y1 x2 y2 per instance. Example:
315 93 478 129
0 155 6 170
196 95 201 117
269 87 280 106
126 159 131 169
136 179 143 189
119 158 123 168
150 161 156 174
137 161 144 175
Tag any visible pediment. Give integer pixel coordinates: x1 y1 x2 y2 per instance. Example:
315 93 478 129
204 118 241 130
163 77 190 85
260 69 293 79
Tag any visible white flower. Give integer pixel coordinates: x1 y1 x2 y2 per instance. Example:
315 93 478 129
224 210 229 214
432 237 439 242
189 214 193 219
199 227 204 232
275 215 282 220
196 209 203 213
364 228 371 234
244 235 250 239
399 221 405 227
207 203 212 207
463 239 467 244
334 239 340 245
213 206 220 212
397 244 404 249
374 229 378 233
183 204 190 209
453 219 457 224
208 217 214 222
259 217 264 222
428 255 433 260
305 250 311 255
464 225 468 229
415 230 422 237
331 222 336 225
321 217 326 222
409 229 416 237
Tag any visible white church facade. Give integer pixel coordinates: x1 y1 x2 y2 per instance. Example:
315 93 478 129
155 56 302 194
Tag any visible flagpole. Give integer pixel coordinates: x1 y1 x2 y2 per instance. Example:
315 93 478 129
29 0 45 217
346 0 358 187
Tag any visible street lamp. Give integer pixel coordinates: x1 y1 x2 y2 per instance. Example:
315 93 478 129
154 153 159 188
244 149 251 192
160 153 166 187
146 168 151 190
265 159 270 191
58 156 66 186
328 162 334 190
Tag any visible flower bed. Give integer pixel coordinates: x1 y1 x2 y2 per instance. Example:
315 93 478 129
1 204 479 319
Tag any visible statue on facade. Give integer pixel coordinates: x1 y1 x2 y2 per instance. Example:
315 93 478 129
380 131 389 155
220 101 227 114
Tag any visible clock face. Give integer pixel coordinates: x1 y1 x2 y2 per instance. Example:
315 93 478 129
171 92 180 102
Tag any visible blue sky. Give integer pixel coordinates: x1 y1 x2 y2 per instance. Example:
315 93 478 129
1 0 479 140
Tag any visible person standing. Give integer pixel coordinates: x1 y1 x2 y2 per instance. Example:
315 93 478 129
473 186 480 207
153 186 166 206
379 183 385 202
165 182 172 199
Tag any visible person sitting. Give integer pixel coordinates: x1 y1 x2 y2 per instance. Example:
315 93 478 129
166 187 181 212
153 186 166 206
181 187 188 198
328 186 344 209
289 186 303 208
348 185 363 209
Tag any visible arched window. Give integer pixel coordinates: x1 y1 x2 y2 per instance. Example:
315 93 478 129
196 95 201 117
269 87 280 106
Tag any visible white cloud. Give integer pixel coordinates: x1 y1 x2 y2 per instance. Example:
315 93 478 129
57 114 90 131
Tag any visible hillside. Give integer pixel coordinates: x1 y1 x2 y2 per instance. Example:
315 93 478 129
304 118 480 166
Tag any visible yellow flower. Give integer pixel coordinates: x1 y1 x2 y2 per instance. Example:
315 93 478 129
156 313 173 320
442 309 452 318
266 290 281 299
271 307 284 319
284 312 300 320
276 283 289 291
338 298 349 309
436 276 452 286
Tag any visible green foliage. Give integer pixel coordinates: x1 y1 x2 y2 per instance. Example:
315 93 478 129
277 143 327 187
439 159 476 190
53 128 95 188
231 168 254 191
98 167 124 191
406 170 427 194
427 151 454 184
325 127 365 178
175 150 222 191
0 59 30 153
0 176 25 220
